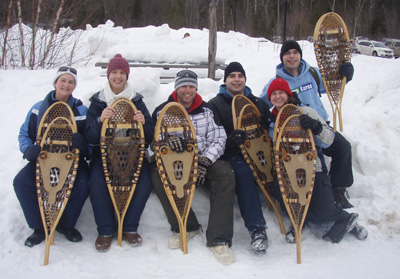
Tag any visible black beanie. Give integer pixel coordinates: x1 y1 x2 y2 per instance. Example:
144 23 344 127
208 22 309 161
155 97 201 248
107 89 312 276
280 40 302 62
224 62 246 82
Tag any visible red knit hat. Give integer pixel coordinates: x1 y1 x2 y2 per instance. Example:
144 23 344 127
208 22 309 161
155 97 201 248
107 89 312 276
267 78 293 101
107 54 130 79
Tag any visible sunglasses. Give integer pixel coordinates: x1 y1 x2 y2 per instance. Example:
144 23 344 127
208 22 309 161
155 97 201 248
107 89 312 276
58 66 77 75
176 70 197 79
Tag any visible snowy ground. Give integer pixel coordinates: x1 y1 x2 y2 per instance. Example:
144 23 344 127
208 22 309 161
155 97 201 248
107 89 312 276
1 21 399 278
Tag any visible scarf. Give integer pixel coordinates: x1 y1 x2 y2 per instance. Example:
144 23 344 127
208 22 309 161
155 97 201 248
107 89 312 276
101 81 137 105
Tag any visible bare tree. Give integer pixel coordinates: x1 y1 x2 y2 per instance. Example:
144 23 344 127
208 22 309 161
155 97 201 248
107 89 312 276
17 0 25 68
208 0 217 79
40 0 65 67
1 0 13 68
29 0 43 69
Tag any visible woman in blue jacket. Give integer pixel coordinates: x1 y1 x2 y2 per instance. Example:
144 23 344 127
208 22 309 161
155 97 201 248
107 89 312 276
14 67 90 247
84 54 153 252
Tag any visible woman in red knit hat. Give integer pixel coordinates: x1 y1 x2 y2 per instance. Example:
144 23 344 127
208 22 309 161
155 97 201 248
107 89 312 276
267 78 367 244
84 54 154 252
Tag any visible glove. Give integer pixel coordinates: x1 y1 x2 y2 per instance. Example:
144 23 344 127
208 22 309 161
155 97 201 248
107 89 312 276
167 136 187 153
197 156 212 187
23 145 41 162
339 62 354 82
71 133 89 157
299 114 323 135
258 114 270 129
228 130 246 146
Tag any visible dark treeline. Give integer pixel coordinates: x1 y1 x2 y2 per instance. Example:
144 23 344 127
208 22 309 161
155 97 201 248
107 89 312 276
1 0 399 41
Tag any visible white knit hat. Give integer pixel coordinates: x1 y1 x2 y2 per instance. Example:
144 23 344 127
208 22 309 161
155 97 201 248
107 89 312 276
53 66 78 89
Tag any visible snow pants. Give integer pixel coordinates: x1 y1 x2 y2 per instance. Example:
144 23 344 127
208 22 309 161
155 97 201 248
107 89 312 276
223 154 267 232
89 155 152 236
151 159 235 247
322 132 354 188
13 160 90 229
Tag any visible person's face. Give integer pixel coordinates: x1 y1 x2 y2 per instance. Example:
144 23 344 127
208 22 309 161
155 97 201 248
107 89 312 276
282 48 301 72
108 69 127 94
54 73 75 102
270 90 289 110
225 71 246 96
176 85 197 108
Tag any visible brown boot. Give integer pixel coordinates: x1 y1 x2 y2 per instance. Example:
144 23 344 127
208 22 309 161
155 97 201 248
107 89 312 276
95 235 114 252
123 232 142 247
333 187 354 209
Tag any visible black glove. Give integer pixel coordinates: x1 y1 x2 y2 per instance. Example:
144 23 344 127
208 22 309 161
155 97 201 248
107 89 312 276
197 156 212 187
71 133 89 157
259 114 270 129
339 62 354 82
228 130 246 146
23 145 41 162
299 114 323 135
167 136 187 153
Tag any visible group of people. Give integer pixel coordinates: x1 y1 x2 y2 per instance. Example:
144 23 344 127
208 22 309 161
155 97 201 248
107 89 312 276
13 40 367 265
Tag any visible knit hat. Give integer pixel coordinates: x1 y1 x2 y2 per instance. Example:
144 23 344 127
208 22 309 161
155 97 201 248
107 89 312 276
174 70 198 90
280 40 302 62
267 78 293 101
53 66 78 89
224 62 246 82
107 54 130 79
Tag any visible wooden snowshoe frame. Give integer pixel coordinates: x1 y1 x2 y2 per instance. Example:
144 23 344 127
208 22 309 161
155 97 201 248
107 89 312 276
35 102 79 266
274 105 317 264
314 12 351 132
232 95 286 235
153 102 198 254
100 97 145 247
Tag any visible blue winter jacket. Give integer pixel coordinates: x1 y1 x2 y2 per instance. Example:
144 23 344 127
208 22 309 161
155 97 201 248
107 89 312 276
18 91 87 154
260 59 330 122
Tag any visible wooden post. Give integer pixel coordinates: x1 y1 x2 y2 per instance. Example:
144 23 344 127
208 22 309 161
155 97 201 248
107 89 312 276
208 0 217 80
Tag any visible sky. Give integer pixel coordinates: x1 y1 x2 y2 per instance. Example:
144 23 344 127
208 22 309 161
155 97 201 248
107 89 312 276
0 20 399 279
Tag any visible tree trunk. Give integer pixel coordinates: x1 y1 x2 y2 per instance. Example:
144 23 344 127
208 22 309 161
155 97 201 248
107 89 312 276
29 0 43 69
208 0 217 79
1 0 13 68
17 0 26 68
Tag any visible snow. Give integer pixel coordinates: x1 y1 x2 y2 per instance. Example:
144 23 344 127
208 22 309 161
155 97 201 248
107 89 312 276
1 20 400 278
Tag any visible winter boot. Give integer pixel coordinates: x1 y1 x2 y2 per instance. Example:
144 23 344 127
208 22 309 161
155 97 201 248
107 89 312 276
333 187 354 209
24 227 45 247
56 226 82 242
250 229 269 254
209 244 235 265
323 213 358 243
349 223 368 240
168 229 200 249
285 227 296 244
123 232 142 247
95 235 114 252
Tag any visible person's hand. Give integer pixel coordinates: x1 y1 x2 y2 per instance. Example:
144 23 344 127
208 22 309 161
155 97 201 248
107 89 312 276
133 110 145 124
197 156 212 187
23 145 41 162
228 130 246 146
71 133 89 157
299 114 323 135
99 107 115 122
167 136 187 153
339 62 354 82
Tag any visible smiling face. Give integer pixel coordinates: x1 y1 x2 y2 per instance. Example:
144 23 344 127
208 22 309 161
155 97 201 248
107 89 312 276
270 90 289 110
282 49 301 76
225 71 246 96
108 69 127 94
176 85 197 108
54 73 75 102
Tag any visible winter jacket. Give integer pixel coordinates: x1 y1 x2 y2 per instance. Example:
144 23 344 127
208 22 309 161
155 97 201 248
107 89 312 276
84 91 154 157
260 59 330 122
269 105 335 172
208 84 270 156
152 92 226 164
18 91 87 154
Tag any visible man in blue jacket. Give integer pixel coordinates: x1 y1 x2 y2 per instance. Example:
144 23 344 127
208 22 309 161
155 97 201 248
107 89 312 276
260 40 355 208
